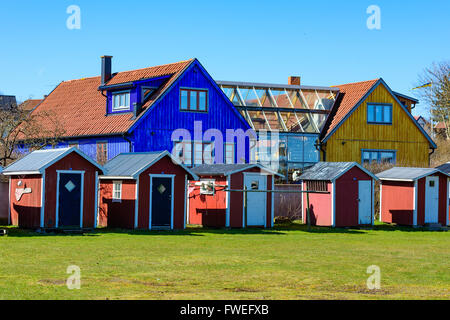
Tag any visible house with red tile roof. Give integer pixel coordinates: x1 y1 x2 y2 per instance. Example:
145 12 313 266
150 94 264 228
18 99 43 112
20 57 251 165
319 78 436 167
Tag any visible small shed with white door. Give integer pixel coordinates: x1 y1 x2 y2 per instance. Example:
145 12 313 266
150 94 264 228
2 148 104 230
377 167 449 226
299 162 378 227
188 164 281 228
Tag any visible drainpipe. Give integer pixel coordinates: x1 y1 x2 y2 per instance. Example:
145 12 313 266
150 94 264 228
123 133 133 153
429 147 435 167
315 140 326 162
100 90 108 116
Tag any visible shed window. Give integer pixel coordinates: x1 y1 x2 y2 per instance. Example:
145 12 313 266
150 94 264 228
367 104 392 124
112 181 122 201
112 92 131 112
225 143 235 164
180 89 208 112
306 180 328 192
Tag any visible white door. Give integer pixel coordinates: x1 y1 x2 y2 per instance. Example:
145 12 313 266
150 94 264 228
358 180 372 225
244 174 267 227
425 176 439 223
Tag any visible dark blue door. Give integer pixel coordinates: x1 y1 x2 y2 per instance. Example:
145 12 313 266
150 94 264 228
151 177 172 227
58 173 82 228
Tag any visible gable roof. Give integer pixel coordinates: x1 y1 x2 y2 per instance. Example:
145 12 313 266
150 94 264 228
321 79 379 140
435 162 450 174
320 78 437 148
23 59 195 138
2 147 104 175
376 167 449 181
18 99 43 112
191 163 283 177
299 162 378 181
101 151 198 180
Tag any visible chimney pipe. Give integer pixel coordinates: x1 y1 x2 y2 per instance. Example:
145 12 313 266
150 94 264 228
101 56 113 86
288 76 301 86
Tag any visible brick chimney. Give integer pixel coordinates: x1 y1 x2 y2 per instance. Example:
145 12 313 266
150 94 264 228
101 56 113 86
288 76 301 86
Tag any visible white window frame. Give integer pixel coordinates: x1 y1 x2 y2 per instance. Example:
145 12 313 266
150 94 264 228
112 91 131 112
112 180 122 202
225 143 235 164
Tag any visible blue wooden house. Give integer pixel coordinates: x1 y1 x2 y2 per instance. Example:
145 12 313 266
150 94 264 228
23 57 252 165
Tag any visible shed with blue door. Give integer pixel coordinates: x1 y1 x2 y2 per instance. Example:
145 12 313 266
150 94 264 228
2 148 104 230
98 151 198 230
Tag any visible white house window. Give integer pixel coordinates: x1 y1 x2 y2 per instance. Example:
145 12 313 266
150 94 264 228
174 141 214 166
362 150 396 164
367 104 392 124
112 92 131 112
225 143 235 164
112 181 122 201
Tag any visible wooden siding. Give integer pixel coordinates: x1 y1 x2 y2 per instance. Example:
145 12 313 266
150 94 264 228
324 83 430 166
132 61 252 162
9 175 42 228
98 180 136 229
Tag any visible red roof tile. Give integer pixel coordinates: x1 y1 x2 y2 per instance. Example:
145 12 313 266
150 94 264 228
322 79 379 139
23 59 194 139
18 99 43 112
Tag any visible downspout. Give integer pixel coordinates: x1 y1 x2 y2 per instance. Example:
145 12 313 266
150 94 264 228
429 147 435 167
123 133 133 153
315 140 326 162
100 90 108 116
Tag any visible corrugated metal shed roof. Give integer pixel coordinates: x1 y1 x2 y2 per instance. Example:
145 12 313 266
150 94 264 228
436 162 450 174
103 151 166 178
191 164 255 176
3 148 71 174
376 167 446 181
299 162 357 181
102 151 198 180
191 163 282 177
2 147 104 175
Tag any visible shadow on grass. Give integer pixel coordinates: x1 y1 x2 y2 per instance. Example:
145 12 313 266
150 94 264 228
1 222 438 238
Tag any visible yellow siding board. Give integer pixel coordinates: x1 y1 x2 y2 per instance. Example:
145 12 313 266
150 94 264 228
324 83 431 167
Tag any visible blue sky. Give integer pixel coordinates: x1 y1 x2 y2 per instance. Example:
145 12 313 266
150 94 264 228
0 0 449 116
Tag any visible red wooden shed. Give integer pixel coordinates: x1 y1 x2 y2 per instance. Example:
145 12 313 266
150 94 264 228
435 162 450 225
377 167 450 226
98 151 198 230
2 147 104 230
188 164 281 228
299 162 378 227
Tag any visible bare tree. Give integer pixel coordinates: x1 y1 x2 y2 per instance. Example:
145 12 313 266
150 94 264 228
0 104 66 167
416 61 450 140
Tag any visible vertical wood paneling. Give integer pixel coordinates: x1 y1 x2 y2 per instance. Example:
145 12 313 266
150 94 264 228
325 84 431 166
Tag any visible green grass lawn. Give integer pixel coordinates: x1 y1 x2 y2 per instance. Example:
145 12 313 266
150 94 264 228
0 222 448 300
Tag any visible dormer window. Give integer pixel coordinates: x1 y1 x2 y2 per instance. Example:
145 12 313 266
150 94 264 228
112 91 130 112
141 87 156 103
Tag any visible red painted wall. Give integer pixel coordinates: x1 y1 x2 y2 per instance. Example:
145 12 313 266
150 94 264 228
417 173 448 226
381 181 415 225
99 180 136 228
303 182 332 226
44 152 101 228
188 167 273 228
335 167 372 227
188 176 227 227
137 156 187 230
9 175 42 228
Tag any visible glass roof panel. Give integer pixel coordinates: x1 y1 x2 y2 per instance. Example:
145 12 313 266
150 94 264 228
264 111 283 131
312 113 327 131
301 90 318 109
280 111 302 132
287 90 307 108
270 89 292 108
247 110 270 131
255 89 273 107
297 113 316 133
239 87 260 106
315 90 336 111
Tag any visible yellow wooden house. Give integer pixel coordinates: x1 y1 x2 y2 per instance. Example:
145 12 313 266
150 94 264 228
320 78 436 167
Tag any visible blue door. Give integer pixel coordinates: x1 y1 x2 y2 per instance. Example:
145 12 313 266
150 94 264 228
58 173 82 228
151 177 172 227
